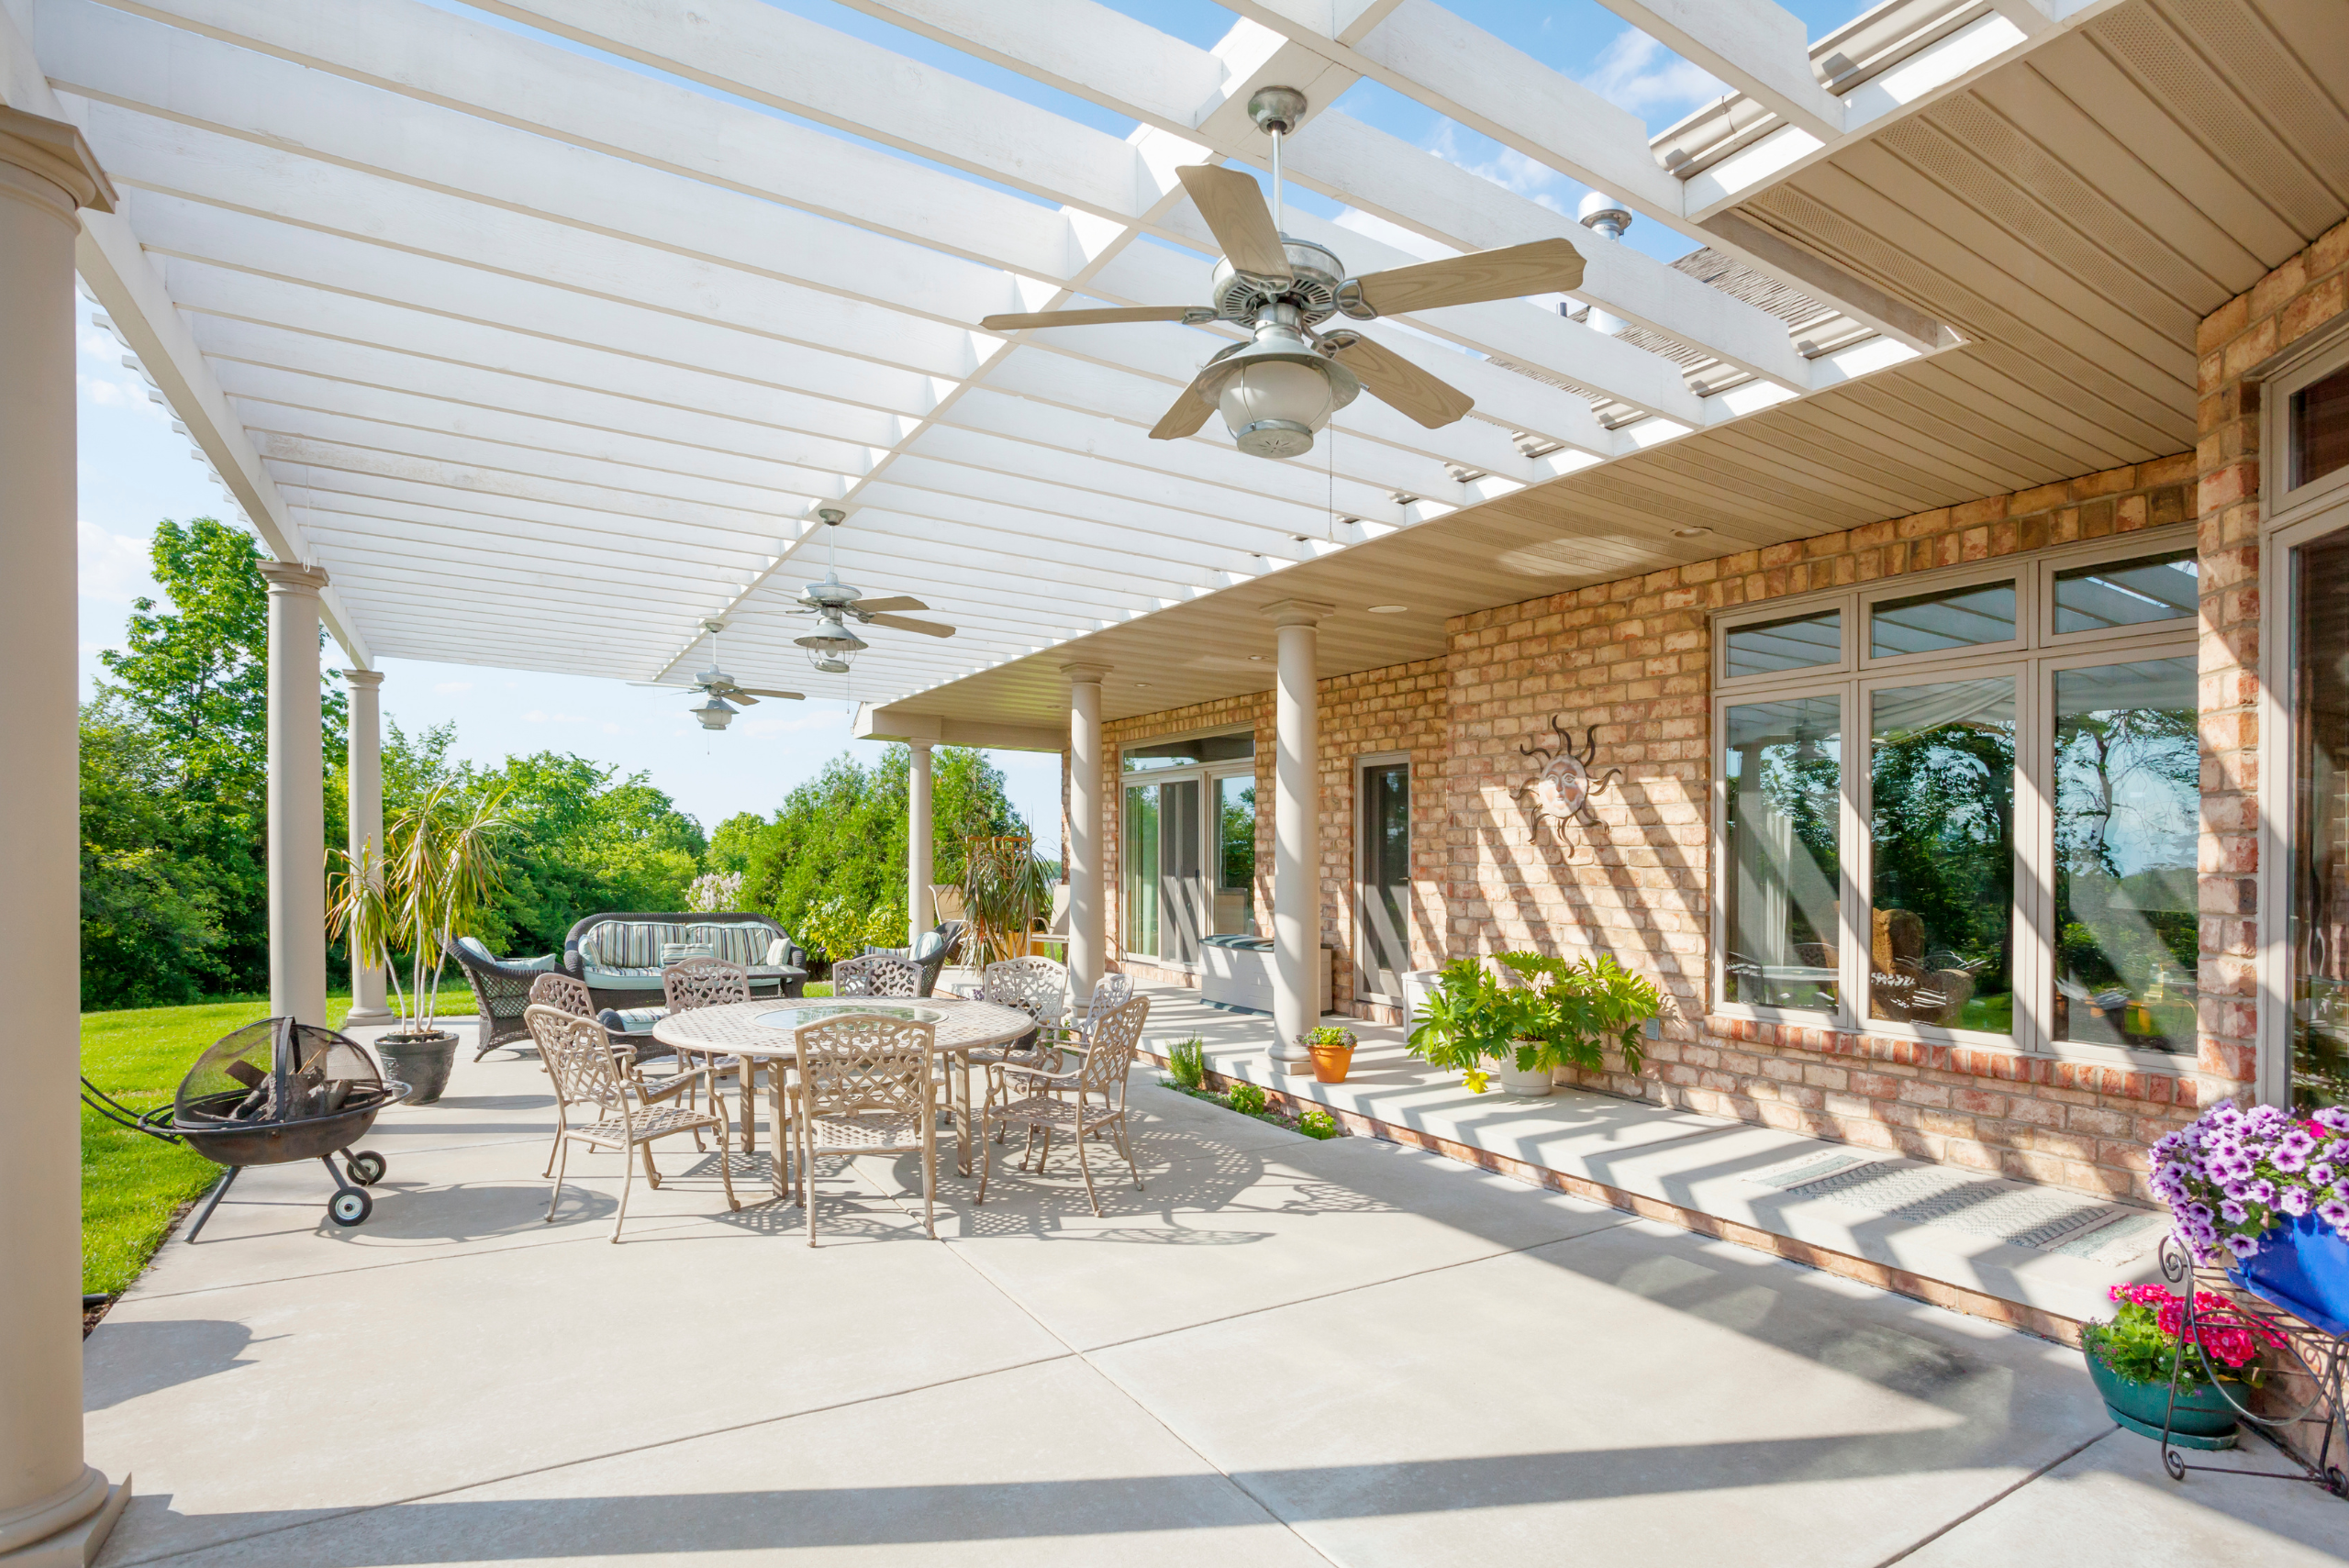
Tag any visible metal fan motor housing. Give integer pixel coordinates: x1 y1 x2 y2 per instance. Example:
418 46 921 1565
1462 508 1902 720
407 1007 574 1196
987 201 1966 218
1210 237 1346 327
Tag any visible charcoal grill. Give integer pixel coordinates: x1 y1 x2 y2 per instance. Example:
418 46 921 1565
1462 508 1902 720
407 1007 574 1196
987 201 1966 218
83 1017 408 1239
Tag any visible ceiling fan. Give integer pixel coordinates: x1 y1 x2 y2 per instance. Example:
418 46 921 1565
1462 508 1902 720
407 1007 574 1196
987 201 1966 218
979 86 1586 460
632 619 802 731
787 508 957 673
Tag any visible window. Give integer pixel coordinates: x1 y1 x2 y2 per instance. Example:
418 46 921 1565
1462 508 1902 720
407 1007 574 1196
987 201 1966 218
2290 532 2349 1109
1713 529 2196 1062
1120 730 1251 964
1357 761 1410 999
2293 363 2349 492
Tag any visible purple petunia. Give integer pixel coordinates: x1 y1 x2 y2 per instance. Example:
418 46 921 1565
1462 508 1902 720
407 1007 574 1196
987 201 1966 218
2281 1186 2312 1217
2315 1106 2349 1133
2223 1233 2262 1257
2245 1178 2278 1206
2276 1146 2310 1173
2220 1198 2249 1224
2314 1162 2338 1186
2321 1198 2349 1229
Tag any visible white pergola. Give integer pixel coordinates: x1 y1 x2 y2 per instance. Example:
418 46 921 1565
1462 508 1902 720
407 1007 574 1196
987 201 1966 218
5 0 2343 1557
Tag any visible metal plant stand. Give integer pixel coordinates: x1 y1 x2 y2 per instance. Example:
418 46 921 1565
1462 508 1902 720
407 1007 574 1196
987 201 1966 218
2157 1235 2349 1496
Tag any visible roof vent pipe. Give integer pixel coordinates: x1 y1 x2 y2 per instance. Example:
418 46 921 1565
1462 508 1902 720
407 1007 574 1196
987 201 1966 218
1572 192 1632 338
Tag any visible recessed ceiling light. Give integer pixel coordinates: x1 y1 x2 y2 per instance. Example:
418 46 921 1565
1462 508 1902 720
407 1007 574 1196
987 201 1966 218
1672 526 1709 538
1136 682 1151 687
1249 654 1264 662
1367 604 1408 614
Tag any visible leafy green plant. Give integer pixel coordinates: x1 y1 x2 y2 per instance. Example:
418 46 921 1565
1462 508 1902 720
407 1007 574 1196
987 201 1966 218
2085 1284 2277 1390
1305 1025 1356 1048
1167 1037 1207 1089
963 833 1052 966
1406 958 1536 1094
1296 1107 1340 1140
329 783 514 1038
1226 1081 1267 1116
1497 951 1660 1079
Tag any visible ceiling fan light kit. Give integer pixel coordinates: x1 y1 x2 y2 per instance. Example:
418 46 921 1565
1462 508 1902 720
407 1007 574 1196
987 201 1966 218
976 87 1583 463
691 694 736 731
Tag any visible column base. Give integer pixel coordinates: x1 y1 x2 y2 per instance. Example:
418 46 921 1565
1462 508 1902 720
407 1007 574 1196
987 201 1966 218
1268 1041 1314 1068
1 1474 128 1568
339 1006 395 1027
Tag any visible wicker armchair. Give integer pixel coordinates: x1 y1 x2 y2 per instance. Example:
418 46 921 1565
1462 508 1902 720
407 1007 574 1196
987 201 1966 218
451 938 563 1059
528 1003 740 1240
858 920 964 996
977 995 1149 1214
791 1012 941 1244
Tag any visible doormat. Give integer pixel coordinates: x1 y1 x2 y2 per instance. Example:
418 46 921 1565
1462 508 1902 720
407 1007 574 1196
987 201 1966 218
1745 1152 2162 1261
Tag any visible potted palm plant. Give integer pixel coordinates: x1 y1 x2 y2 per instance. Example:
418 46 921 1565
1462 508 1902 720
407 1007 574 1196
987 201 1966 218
329 784 512 1104
962 834 1052 967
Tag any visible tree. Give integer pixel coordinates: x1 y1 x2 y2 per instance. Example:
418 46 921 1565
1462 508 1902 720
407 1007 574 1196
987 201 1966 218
78 696 230 1007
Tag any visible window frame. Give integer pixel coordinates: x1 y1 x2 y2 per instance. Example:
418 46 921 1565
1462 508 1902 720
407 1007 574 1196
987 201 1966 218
1353 751 1413 1006
1116 723 1254 971
1709 526 2198 1071
2260 314 2349 531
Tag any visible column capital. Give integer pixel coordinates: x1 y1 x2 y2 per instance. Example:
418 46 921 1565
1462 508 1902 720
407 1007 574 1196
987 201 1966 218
1263 597 1337 628
907 736 934 753
1059 662 1112 685
257 560 330 595
0 106 116 224
340 667 384 687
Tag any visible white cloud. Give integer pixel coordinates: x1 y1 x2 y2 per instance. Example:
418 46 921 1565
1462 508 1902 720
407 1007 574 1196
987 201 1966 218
78 519 156 604
1579 29 1724 119
433 681 474 694
521 709 592 725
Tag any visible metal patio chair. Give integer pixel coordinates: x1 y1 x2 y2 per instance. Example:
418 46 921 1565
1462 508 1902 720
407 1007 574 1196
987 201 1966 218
790 1012 941 1245
528 1003 739 1242
976 994 1149 1216
662 957 766 1153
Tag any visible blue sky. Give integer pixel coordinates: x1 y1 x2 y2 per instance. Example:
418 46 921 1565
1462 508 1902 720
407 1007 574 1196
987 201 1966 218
77 1 1876 860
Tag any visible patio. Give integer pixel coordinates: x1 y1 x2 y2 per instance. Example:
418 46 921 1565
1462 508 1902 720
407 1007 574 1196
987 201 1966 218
77 996 2343 1567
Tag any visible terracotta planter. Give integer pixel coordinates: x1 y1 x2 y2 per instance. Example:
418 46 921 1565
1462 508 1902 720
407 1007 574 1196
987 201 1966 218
1308 1041 1354 1084
373 1029 458 1106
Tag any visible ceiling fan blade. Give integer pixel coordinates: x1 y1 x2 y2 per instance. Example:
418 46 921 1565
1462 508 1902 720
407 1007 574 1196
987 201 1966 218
868 613 956 639
981 305 1197 331
1177 164 1290 280
1349 239 1584 317
737 687 806 700
852 595 929 614
1324 333 1475 429
1148 373 1217 440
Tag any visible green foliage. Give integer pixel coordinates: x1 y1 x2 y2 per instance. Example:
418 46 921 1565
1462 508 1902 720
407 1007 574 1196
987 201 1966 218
704 812 767 875
1167 1037 1207 1089
1296 1107 1340 1140
1305 1025 1356 1048
963 834 1052 966
79 697 230 1007
331 784 517 1031
1871 710 2016 1004
796 894 909 965
742 745 1029 945
1226 1081 1267 1116
1408 953 1662 1093
1406 959 1534 1094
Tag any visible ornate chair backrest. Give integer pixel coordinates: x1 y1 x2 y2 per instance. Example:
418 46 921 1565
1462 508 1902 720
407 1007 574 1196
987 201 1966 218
1080 973 1134 1036
663 956 751 1012
832 953 918 997
527 1004 626 1117
1077 995 1150 1107
982 956 1067 1021
529 971 596 1018
794 1014 936 1120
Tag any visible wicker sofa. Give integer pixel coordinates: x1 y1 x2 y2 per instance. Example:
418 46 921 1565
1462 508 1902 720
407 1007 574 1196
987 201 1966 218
562 910 807 1010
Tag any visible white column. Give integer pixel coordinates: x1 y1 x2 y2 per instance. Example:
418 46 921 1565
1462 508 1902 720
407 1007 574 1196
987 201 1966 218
1063 664 1109 1002
340 668 391 1025
261 561 331 1027
907 740 934 944
0 106 129 1567
1267 600 1334 1066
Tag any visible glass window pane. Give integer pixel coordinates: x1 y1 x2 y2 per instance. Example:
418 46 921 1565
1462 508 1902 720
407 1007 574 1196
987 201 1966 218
1870 679 2015 1034
2053 659 2199 1054
2053 550 2199 633
1723 696 1841 1012
2293 364 2349 491
1213 775 1256 936
1121 784 1159 957
1161 779 1201 967
1359 764 1411 995
1725 610 1841 678
2292 534 2349 1111
1870 581 2017 658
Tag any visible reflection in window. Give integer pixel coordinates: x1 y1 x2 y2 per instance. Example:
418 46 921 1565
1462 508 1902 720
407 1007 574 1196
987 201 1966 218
2294 364 2349 491
1870 581 2017 658
1725 610 1841 677
2052 659 2199 1053
1870 679 2015 1034
1359 764 1410 996
2053 550 2199 633
1723 697 1840 1012
2293 534 2349 1111
1214 775 1256 937
1122 784 1159 958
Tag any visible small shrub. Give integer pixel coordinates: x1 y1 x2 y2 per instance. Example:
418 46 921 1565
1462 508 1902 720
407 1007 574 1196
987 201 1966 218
1297 1107 1340 1140
1305 1025 1355 1048
1168 1037 1207 1089
1226 1081 1267 1116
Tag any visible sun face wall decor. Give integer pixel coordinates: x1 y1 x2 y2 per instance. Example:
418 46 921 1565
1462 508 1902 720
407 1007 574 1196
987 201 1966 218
1515 717 1622 859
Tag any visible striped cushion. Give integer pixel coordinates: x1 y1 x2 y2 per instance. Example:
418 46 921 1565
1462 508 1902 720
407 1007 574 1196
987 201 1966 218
686 922 771 967
580 920 681 968
597 1006 669 1035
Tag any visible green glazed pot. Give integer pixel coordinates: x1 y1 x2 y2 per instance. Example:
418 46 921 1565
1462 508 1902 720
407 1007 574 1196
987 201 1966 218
2084 1351 2239 1450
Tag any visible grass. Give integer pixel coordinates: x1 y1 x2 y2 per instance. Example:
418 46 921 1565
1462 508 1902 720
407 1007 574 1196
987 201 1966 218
79 985 462 1296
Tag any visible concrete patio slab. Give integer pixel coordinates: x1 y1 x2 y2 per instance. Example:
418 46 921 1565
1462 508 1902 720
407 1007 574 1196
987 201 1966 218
82 1035 2341 1568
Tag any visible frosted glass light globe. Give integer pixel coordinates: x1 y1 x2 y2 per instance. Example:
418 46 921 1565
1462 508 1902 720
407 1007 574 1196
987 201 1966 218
1217 357 1338 459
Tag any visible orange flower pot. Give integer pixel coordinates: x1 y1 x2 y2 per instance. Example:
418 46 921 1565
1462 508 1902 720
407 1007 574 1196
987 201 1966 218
1308 1042 1354 1083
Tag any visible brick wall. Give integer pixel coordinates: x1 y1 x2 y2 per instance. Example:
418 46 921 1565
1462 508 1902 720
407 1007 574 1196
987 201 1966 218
2193 217 2349 1098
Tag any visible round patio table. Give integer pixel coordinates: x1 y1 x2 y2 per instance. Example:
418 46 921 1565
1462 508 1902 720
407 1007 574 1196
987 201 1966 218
650 997 1037 1199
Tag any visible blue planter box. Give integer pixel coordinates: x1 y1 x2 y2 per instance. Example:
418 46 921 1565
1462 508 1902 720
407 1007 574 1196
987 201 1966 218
2231 1214 2349 1338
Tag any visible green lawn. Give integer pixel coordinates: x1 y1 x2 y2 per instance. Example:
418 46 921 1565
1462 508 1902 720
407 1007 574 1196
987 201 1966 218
79 987 460 1296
